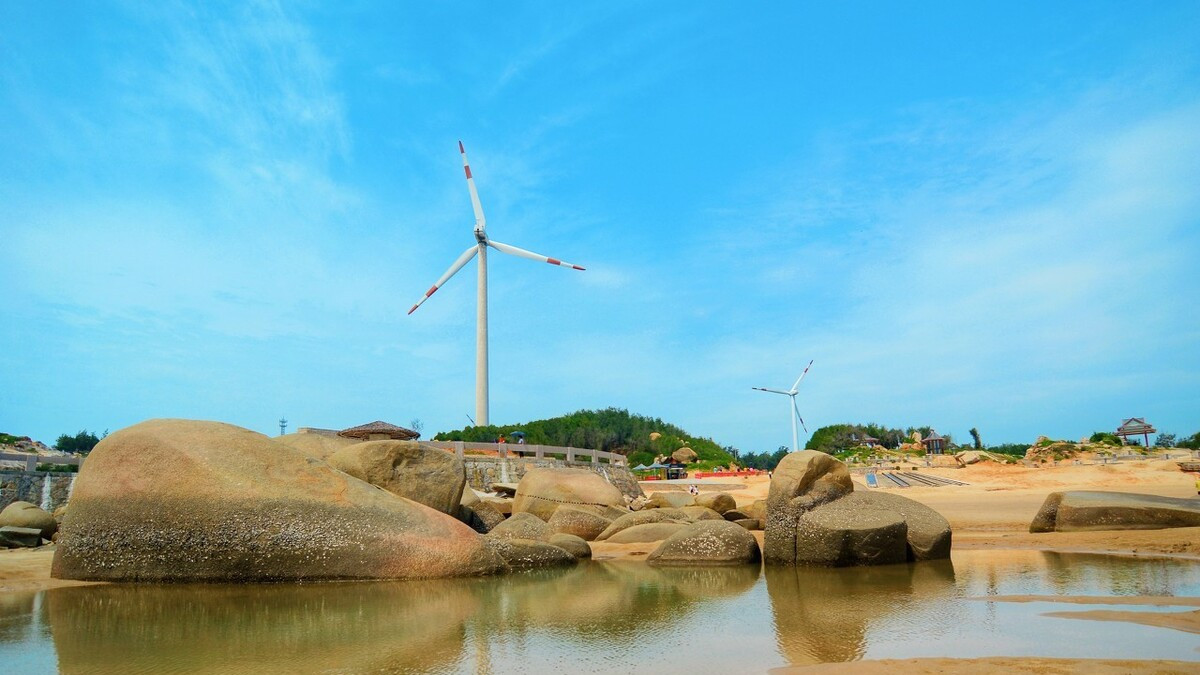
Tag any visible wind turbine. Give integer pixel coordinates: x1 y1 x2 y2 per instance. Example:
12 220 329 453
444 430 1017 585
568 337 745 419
752 360 814 453
408 141 585 427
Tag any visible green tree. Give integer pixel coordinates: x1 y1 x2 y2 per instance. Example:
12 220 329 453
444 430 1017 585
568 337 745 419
969 428 981 449
1154 433 1176 448
55 430 101 454
1089 431 1123 446
1179 432 1200 450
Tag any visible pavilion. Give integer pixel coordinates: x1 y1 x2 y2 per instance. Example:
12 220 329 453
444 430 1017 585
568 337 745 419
1115 418 1156 447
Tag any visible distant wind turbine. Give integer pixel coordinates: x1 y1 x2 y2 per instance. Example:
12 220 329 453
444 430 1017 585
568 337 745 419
752 360 814 453
408 141 586 427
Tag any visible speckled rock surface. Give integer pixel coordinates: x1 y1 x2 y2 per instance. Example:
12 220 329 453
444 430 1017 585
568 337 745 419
647 520 762 566
511 468 626 521
832 492 951 560
1030 490 1200 533
52 419 506 582
606 522 689 544
274 432 357 461
0 501 57 539
695 493 736 514
647 492 695 509
595 509 681 541
548 533 592 559
547 505 613 541
487 512 553 541
794 502 908 567
457 491 506 534
484 537 577 569
764 451 855 566
733 518 762 531
327 440 466 516
723 508 751 522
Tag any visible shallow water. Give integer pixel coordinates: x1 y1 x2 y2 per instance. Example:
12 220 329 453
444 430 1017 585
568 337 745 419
1 550 1198 673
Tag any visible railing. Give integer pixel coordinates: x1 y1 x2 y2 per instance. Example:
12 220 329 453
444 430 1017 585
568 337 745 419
423 441 627 466
0 452 84 471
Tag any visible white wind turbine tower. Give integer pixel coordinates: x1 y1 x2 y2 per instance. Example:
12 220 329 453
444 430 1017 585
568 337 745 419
752 360 814 453
408 141 586 427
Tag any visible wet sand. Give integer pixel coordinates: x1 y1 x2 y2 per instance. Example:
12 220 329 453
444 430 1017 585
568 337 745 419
0 545 98 593
773 658 1200 674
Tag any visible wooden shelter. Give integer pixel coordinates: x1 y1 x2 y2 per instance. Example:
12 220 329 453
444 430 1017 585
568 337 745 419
1115 418 1156 447
921 430 946 455
337 421 420 441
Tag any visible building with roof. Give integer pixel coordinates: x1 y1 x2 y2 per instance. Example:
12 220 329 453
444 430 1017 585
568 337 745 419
337 421 420 441
1115 418 1156 447
921 430 947 455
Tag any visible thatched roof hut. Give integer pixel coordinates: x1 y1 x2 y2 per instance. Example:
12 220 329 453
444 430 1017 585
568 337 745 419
337 421 420 441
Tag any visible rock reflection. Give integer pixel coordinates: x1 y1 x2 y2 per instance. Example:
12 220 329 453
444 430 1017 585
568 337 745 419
44 562 761 673
766 560 956 665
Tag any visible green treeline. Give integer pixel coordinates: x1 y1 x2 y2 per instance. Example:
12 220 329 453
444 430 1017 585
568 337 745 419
804 423 947 454
433 407 735 468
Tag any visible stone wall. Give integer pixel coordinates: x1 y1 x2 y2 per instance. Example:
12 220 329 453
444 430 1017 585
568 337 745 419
0 472 77 512
462 457 643 499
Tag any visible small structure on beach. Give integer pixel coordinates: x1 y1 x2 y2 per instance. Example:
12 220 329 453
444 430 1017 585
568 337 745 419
921 430 947 454
1115 418 1156 447
338 421 420 442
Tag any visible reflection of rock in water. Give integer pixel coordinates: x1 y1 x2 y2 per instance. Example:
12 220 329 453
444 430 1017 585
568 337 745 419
766 560 955 665
47 580 479 674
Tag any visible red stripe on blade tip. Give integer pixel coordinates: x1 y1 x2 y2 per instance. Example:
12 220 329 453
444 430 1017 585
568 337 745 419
546 258 561 265
425 286 438 297
572 265 585 270
464 165 472 179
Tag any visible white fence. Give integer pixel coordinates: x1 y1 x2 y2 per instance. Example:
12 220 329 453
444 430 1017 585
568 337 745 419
423 441 627 465
0 452 83 471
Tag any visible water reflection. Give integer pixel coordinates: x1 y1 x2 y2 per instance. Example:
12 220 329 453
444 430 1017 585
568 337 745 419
40 562 760 674
766 560 957 665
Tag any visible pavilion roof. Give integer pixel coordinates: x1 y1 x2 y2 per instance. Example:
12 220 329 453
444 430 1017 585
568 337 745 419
1116 417 1156 435
337 421 420 440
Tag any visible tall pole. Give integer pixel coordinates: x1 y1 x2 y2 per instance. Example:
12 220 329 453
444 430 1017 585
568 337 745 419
789 397 798 453
476 242 489 426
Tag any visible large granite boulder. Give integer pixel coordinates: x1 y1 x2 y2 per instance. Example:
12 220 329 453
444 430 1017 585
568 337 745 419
487 512 553 541
457 490 506 534
0 501 57 539
547 505 613 541
274 432 356 461
764 451 854 565
842 492 951 560
679 506 725 522
1030 491 1200 533
548 533 592 559
607 522 689 543
794 502 909 567
671 447 698 464
647 492 695 509
695 492 736 514
52 419 506 582
512 468 625 521
647 520 762 566
327 440 465 516
484 538 576 570
595 509 682 541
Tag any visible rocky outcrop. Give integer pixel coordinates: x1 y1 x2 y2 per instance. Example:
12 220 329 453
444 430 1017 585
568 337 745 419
595 509 683 541
607 522 689 543
679 506 724 522
457 490 505 534
794 502 909 567
548 533 592 559
671 447 698 464
546 505 613 541
647 520 762 566
1030 491 1200 533
52 419 506 582
274 432 357 461
484 538 576 570
488 512 553 541
0 525 42 548
511 468 626 521
763 451 854 566
0 501 57 539
647 492 695 509
695 492 736 514
327 440 466 516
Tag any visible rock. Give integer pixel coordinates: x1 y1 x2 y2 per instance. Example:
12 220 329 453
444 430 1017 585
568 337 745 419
764 451 855 566
487 512 553 541
679 506 725 522
795 504 909 567
0 501 57 539
649 432 662 441
490 483 519 497
484 538 576 570
275 432 357 461
0 526 43 548
596 509 683 540
547 506 613 541
956 450 984 465
723 509 751 522
511 468 625 521
603 505 631 521
484 497 512 516
648 492 695 509
695 493 736 514
52 419 506 582
607 522 689 543
1030 491 1200 533
929 455 963 468
671 447 698 464
733 519 762 531
743 500 767 521
327 440 466 516
548 533 592 559
53 505 68 523
457 491 506 534
628 496 650 511
647 520 762 566
843 492 951 560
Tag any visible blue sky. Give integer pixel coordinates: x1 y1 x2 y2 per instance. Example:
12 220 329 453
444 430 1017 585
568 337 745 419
2 2 1198 451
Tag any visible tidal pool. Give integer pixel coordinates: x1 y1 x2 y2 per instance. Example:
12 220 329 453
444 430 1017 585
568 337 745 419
1 550 1198 673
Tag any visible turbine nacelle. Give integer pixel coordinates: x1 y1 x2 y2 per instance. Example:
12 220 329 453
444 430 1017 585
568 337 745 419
752 359 814 454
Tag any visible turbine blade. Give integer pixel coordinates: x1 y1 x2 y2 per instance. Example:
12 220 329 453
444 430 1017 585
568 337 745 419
460 141 486 234
488 240 585 270
792 398 808 434
407 245 479 315
752 387 791 396
791 359 814 392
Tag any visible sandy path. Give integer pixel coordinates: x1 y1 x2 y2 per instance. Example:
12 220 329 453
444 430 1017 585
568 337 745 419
0 545 99 592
